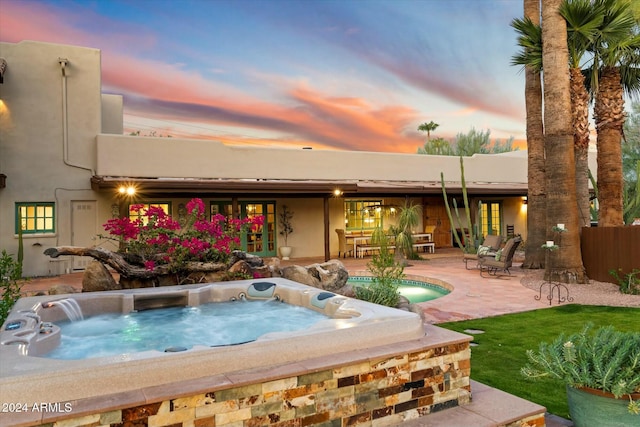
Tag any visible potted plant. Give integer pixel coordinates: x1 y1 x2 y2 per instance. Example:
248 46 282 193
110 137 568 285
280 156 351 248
521 324 640 426
278 205 294 260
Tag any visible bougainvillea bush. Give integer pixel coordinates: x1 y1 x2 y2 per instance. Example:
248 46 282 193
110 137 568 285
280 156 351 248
102 198 263 272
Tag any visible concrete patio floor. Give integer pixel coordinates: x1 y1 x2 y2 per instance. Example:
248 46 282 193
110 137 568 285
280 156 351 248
19 248 573 426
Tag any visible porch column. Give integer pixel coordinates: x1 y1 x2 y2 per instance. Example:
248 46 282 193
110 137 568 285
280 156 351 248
324 196 330 261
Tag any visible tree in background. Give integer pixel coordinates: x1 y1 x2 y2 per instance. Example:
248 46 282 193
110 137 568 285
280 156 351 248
591 0 640 226
417 126 517 156
417 121 439 142
622 102 640 223
560 0 605 228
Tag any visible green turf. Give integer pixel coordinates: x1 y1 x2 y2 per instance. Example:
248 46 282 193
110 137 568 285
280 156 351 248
438 305 640 418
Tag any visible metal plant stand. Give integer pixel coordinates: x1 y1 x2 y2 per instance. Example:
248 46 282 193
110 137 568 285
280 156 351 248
536 281 573 306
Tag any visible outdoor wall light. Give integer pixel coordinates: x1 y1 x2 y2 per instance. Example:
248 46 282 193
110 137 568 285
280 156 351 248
333 189 343 197
118 185 136 196
522 196 528 204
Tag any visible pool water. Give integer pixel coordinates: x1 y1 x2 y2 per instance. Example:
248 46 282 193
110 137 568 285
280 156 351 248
44 299 328 360
347 276 449 303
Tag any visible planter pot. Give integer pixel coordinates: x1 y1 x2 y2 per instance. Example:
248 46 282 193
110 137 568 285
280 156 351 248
279 246 292 260
566 386 639 427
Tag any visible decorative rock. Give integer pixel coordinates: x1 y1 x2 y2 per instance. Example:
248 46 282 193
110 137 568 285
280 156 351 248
82 261 120 292
228 260 253 277
48 284 77 295
280 259 348 291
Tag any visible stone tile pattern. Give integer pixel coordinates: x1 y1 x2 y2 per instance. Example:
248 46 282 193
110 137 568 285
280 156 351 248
31 343 474 427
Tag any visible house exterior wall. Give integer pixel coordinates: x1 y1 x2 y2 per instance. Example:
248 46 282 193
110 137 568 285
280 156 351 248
2 40 587 277
101 94 124 134
0 41 112 277
95 133 531 183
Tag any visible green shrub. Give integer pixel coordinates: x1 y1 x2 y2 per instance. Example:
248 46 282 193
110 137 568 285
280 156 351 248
354 228 403 307
1 250 23 325
522 323 640 414
609 268 640 295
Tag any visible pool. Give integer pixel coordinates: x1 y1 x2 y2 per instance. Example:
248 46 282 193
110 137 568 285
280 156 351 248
347 275 451 303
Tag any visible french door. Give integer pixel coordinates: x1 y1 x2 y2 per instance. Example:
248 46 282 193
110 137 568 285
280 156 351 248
210 201 276 257
480 201 502 236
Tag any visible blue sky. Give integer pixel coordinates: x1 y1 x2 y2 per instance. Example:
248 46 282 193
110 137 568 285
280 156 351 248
1 0 527 152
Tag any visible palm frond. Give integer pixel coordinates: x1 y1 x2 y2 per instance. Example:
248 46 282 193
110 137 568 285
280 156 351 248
511 16 543 71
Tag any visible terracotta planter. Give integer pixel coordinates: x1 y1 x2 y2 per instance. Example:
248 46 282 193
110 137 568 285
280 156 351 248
566 386 639 427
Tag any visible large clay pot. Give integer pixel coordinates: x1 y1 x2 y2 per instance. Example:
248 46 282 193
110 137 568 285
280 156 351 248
279 246 292 260
566 386 640 427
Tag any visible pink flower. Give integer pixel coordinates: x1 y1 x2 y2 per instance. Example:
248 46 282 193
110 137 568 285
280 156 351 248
186 198 206 219
144 260 155 271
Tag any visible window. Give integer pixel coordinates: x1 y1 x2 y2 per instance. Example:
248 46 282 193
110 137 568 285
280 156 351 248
210 202 234 221
344 200 382 230
480 201 502 236
16 202 55 234
128 203 171 224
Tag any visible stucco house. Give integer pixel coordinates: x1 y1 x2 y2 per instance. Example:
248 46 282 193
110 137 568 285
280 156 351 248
1 40 576 277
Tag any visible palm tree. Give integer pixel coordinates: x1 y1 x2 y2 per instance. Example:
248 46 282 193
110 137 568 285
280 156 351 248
513 0 546 269
541 0 587 283
417 121 439 142
591 0 640 226
560 0 605 228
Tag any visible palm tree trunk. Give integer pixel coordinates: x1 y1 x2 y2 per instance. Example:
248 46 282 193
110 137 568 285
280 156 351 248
570 67 592 228
522 0 546 270
594 66 625 226
541 0 587 283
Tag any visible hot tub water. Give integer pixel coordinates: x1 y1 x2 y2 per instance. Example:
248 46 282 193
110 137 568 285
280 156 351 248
45 299 328 360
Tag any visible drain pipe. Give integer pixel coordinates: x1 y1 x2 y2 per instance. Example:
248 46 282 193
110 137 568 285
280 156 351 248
58 58 94 175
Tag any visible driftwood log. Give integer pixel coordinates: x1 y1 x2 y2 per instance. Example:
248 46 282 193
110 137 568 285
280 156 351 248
43 246 244 280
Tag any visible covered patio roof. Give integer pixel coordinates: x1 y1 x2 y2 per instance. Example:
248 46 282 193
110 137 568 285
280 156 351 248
90 176 528 198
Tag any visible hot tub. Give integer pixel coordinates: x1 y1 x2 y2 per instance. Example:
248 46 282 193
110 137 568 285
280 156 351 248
0 278 425 404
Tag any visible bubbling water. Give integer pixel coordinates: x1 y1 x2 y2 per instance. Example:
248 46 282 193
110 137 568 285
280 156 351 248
44 299 328 360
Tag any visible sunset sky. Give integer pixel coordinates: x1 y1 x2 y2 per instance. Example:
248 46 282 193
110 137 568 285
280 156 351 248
1 0 528 153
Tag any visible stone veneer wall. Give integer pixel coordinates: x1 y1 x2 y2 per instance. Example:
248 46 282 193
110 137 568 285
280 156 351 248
31 342 471 427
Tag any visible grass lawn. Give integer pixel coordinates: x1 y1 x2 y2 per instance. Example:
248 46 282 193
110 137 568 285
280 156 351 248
438 304 640 418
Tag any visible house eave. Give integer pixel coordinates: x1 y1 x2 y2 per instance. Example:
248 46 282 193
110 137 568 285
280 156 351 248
90 176 527 197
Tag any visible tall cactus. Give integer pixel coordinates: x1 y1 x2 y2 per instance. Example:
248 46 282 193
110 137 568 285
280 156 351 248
440 157 480 254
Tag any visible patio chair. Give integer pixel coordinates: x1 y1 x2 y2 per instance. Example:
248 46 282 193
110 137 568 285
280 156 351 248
463 234 502 269
479 236 522 278
335 229 354 258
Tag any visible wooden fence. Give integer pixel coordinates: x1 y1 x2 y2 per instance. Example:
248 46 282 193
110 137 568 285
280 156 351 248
581 226 640 284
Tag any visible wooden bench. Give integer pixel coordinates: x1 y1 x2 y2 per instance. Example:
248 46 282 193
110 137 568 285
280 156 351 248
412 242 435 253
357 244 395 258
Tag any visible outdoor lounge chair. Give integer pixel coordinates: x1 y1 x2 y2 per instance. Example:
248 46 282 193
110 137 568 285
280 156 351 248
335 229 354 258
463 234 503 269
479 236 522 277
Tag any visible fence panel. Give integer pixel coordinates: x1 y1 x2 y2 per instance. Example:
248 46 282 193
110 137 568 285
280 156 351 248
581 226 640 284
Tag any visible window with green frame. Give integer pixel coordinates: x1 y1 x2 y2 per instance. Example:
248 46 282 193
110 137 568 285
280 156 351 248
16 202 55 234
128 203 171 224
344 200 382 230
480 201 502 236
210 202 234 220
